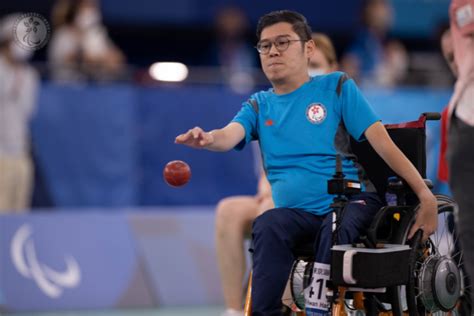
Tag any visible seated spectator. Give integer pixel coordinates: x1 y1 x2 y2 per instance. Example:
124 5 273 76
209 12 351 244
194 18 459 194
308 33 338 76
48 0 125 82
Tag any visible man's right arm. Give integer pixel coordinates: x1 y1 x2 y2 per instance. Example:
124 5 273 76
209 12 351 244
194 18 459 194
175 122 246 152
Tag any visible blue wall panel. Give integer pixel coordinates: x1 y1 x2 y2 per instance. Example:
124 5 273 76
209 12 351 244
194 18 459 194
31 84 139 207
0 213 153 312
0 210 223 311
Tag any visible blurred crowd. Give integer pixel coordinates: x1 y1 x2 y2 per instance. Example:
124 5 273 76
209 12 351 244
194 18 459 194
0 0 458 88
48 0 126 82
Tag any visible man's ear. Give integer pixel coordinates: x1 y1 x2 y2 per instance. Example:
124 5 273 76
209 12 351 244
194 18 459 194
305 39 316 58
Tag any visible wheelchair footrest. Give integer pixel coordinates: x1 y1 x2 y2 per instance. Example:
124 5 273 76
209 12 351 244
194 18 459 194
331 244 410 288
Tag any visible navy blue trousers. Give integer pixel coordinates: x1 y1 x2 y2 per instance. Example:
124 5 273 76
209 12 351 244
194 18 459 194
251 192 382 316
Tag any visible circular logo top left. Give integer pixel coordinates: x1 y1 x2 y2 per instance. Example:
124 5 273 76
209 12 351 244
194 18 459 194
13 12 51 51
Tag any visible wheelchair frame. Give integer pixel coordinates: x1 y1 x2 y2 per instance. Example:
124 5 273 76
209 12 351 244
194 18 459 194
243 113 469 316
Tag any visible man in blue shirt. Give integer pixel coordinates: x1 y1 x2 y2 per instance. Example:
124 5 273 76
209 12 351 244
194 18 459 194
176 10 437 315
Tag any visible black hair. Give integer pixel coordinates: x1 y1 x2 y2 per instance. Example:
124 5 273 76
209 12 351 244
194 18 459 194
256 10 312 42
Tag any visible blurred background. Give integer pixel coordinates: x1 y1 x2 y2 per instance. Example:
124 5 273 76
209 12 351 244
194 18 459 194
0 0 454 314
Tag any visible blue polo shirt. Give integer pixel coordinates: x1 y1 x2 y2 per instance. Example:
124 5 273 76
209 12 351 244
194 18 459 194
232 72 380 215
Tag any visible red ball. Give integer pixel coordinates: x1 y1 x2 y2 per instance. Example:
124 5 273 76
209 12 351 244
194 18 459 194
163 160 191 187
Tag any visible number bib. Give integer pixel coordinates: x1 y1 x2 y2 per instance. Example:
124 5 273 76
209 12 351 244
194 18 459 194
304 262 331 315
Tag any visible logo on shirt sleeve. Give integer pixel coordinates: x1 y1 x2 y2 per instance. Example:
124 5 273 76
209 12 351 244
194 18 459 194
306 103 327 124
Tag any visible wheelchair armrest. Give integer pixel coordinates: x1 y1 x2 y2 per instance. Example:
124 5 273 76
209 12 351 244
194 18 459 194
422 112 441 121
387 177 404 193
387 177 433 194
364 205 413 246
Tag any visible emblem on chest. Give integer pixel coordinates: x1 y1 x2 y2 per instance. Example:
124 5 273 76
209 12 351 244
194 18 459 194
306 103 327 124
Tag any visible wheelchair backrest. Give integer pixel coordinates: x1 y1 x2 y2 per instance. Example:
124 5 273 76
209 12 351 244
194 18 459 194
350 116 428 200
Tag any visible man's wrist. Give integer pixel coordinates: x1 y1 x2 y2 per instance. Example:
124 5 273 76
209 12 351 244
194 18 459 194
418 189 435 203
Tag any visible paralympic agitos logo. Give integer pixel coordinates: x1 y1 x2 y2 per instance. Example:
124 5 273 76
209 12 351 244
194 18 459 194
10 224 81 298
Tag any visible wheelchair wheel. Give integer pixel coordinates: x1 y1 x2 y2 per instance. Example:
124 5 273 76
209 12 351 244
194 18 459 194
391 195 470 316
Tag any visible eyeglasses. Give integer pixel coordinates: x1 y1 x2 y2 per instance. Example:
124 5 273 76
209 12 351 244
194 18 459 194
255 36 306 55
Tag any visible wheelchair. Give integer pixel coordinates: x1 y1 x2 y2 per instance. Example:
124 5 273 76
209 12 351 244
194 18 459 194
243 113 470 316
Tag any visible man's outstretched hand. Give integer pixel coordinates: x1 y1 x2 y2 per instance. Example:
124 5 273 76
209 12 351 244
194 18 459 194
175 127 214 149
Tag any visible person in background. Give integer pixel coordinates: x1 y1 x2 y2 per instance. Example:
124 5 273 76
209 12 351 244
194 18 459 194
448 0 474 308
341 0 408 87
438 28 458 183
48 0 125 82
209 6 256 93
437 27 472 315
0 14 39 213
215 31 338 316
308 33 338 76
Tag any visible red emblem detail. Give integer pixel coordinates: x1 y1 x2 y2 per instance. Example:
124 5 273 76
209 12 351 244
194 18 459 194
306 103 327 124
265 119 274 126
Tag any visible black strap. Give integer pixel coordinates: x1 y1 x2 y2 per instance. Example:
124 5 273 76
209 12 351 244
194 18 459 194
249 99 259 113
336 73 349 97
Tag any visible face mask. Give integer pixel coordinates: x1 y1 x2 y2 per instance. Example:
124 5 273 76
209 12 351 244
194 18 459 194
308 68 325 77
75 9 101 30
10 42 33 62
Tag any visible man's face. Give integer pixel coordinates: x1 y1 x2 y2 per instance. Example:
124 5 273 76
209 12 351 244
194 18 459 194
441 31 458 77
258 22 313 84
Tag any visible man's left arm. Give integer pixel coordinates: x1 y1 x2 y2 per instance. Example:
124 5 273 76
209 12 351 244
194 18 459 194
364 121 438 241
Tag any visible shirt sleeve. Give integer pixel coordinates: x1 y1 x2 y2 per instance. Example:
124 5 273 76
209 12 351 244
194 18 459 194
339 76 380 141
231 100 258 150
